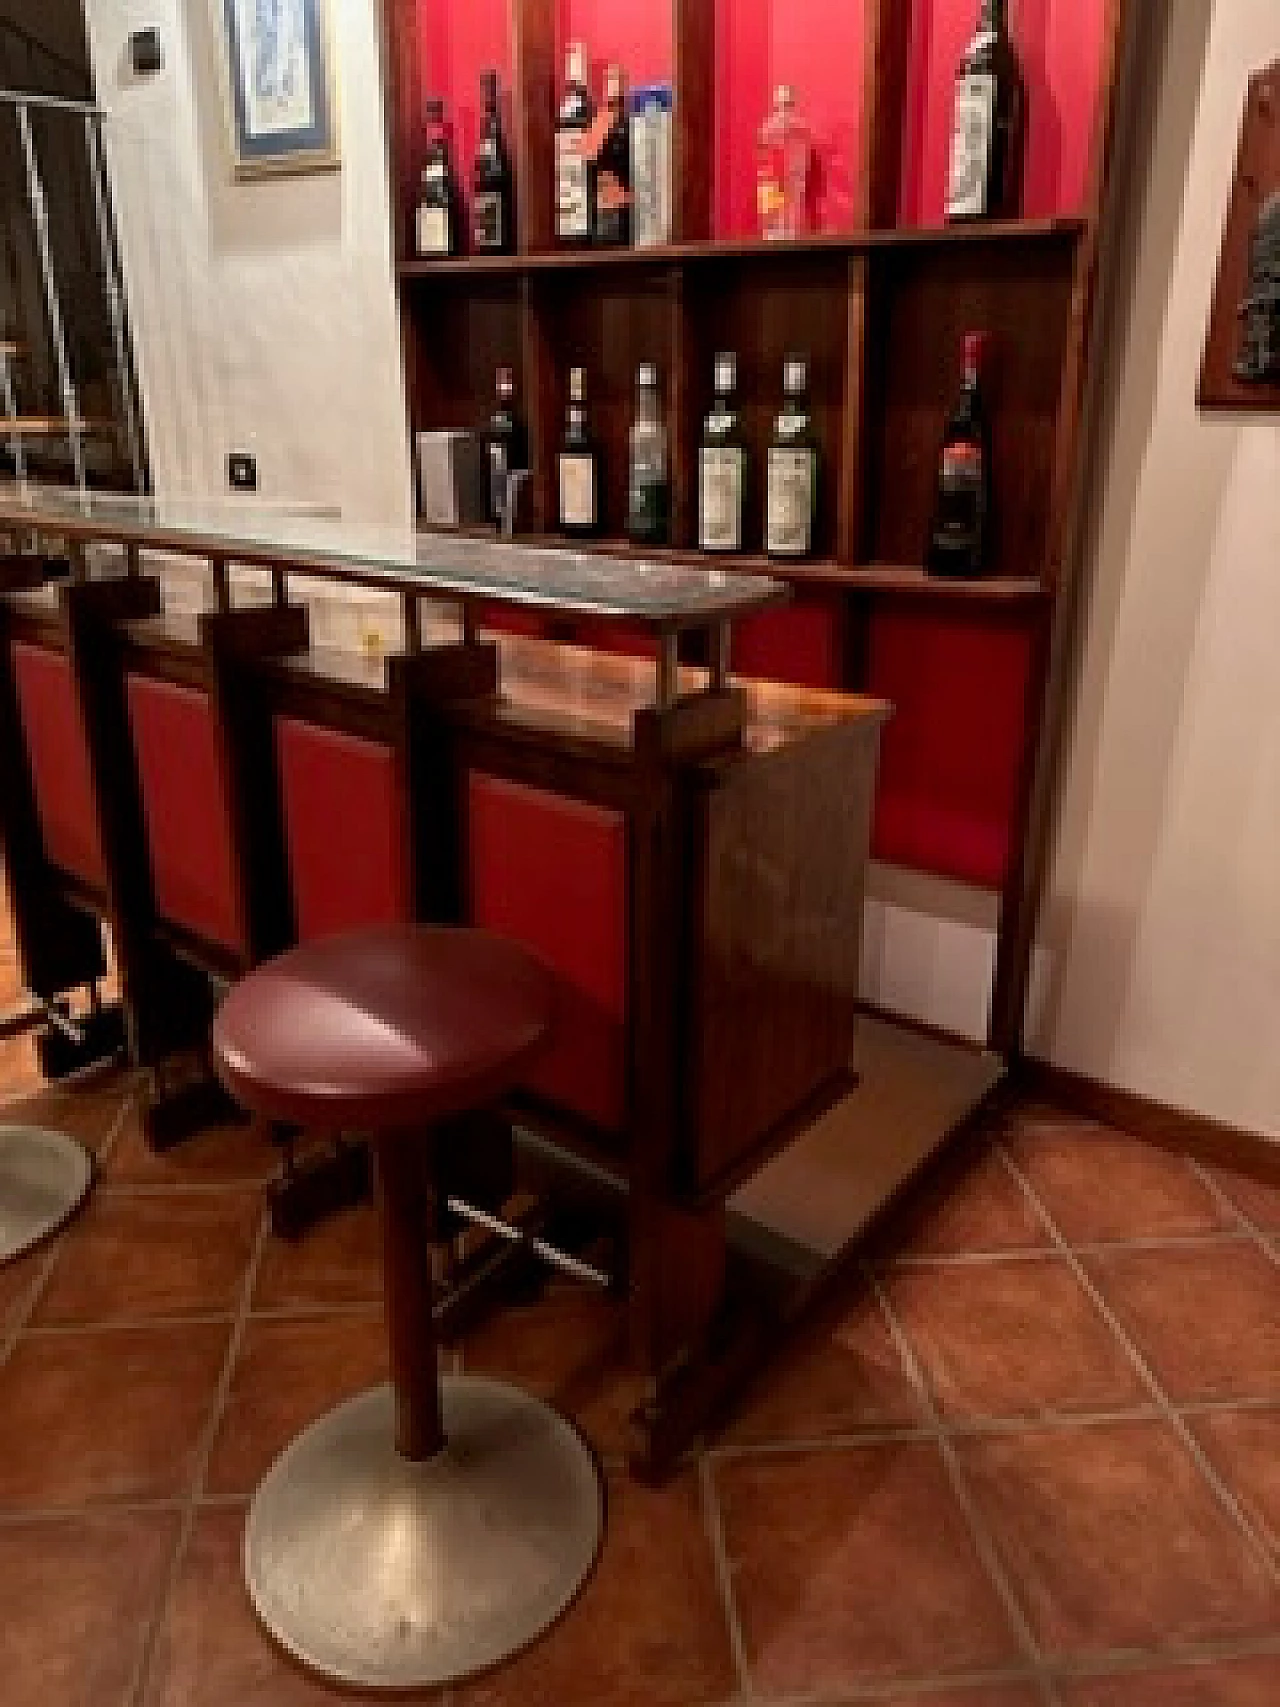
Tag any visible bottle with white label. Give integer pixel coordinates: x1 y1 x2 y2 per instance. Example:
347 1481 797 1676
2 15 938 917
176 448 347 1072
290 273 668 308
699 353 747 554
946 0 1026 222
557 366 600 536
416 97 461 258
766 356 819 559
556 41 595 245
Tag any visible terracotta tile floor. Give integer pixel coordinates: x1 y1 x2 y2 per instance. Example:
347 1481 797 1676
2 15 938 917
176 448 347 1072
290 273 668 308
1 1052 1278 1704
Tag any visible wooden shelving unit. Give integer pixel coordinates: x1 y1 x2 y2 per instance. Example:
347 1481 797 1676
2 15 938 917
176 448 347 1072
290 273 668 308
380 0 1142 1054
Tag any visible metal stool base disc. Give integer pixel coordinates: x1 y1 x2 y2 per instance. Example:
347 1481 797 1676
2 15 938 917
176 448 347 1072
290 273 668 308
0 1125 93 1266
244 1376 603 1691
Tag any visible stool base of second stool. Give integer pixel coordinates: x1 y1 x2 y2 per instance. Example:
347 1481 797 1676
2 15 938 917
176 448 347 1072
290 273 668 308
0 1126 93 1266
244 1375 603 1691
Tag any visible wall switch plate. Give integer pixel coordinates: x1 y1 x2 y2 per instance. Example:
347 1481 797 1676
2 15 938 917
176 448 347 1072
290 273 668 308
227 452 258 492
129 29 163 75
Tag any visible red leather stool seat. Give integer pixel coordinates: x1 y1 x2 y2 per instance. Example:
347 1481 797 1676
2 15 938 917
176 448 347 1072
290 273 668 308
213 924 553 1132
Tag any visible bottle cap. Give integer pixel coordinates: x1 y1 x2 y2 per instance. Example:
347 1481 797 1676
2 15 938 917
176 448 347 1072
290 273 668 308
775 84 795 108
496 365 514 395
637 361 658 389
606 64 625 100
424 96 444 123
569 366 586 401
481 69 499 104
566 40 587 84
783 355 807 394
714 352 737 391
963 332 989 372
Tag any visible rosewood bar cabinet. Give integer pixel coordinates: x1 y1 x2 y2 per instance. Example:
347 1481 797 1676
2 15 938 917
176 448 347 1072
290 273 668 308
0 493 888 1467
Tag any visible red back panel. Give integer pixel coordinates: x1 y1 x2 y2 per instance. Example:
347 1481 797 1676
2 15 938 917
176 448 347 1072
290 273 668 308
866 605 1038 890
10 640 105 889
479 603 551 641
416 0 514 230
716 0 867 237
275 718 411 941
732 594 847 690
900 0 1108 226
125 674 242 953
467 772 628 1132
575 618 655 660
558 0 673 94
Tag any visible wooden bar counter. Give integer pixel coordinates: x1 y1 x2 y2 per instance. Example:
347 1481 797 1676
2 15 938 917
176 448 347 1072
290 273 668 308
0 491 889 1470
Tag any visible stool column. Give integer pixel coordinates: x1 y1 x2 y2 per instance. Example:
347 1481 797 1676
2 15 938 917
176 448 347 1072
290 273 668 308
375 1137 445 1460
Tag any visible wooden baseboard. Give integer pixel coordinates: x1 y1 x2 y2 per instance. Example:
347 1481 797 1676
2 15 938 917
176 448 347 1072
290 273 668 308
1013 1056 1280 1186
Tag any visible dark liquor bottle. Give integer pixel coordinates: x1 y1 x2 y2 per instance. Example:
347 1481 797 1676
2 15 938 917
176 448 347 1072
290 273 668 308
485 366 528 526
555 41 594 245
416 97 462 258
699 353 748 554
946 0 1026 222
927 333 992 577
594 65 631 247
627 362 668 544
765 355 819 559
473 70 514 255
557 366 601 536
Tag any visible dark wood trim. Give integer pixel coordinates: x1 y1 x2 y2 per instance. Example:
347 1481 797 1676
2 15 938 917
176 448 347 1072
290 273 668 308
1013 1056 1280 1187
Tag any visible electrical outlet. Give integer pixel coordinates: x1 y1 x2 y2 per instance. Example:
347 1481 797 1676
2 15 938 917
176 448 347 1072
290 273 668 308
227 452 258 492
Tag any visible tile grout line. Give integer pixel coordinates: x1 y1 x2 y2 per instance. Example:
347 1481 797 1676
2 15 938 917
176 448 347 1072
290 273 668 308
874 1229 1254 1269
697 1452 753 1696
125 1208 271 1707
0 1088 138 1374
709 1660 1047 1706
864 1265 1059 1703
1188 1159 1280 1271
995 1143 1280 1588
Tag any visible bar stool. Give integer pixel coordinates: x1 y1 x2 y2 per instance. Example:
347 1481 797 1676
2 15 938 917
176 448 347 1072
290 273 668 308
212 923 602 1690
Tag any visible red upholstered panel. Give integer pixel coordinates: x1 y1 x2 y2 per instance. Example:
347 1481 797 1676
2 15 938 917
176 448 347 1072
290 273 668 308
732 595 847 690
715 0 867 237
559 0 673 94
416 0 513 234
479 603 550 641
275 718 411 941
125 674 242 952
575 618 655 660
899 0 1109 226
467 773 628 1132
10 641 105 888
866 606 1038 890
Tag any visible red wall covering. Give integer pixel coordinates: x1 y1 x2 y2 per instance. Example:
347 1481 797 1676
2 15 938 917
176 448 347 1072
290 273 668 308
899 0 1108 226
125 674 243 953
275 719 411 941
415 0 513 230
10 641 105 889
715 0 867 237
865 605 1038 890
467 772 628 1132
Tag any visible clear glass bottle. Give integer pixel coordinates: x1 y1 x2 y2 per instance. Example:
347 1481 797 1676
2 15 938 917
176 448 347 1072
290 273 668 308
627 361 668 544
756 85 810 241
556 41 595 245
766 355 819 559
699 352 748 553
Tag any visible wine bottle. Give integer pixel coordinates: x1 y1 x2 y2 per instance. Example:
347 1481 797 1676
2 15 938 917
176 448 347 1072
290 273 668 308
557 366 600 536
927 333 992 577
946 0 1026 222
627 362 668 544
766 356 818 559
416 97 462 258
485 366 527 527
699 353 748 554
556 41 594 245
473 70 514 255
594 65 631 247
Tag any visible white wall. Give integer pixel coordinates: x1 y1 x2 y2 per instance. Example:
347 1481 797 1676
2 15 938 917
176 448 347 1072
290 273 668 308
83 0 411 528
1027 0 1280 1142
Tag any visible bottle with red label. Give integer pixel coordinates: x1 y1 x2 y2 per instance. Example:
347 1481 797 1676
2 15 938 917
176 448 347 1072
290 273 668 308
927 332 992 577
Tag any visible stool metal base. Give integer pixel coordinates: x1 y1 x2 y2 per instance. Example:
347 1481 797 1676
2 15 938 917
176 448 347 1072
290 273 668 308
244 1376 603 1691
0 1125 93 1266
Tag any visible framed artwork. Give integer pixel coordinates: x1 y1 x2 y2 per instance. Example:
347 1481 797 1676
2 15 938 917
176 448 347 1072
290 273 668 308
217 0 340 178
1199 59 1280 410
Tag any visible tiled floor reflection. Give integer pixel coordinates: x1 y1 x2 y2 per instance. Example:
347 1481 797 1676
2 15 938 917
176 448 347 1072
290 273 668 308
1 997 1278 1701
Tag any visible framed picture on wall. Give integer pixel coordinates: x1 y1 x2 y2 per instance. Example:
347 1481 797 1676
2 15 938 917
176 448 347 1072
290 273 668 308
217 0 339 178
